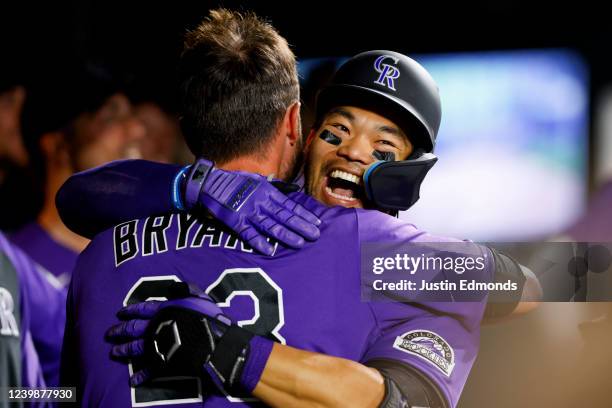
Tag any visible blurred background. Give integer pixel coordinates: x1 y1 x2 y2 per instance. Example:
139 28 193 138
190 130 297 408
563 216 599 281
1 1 611 406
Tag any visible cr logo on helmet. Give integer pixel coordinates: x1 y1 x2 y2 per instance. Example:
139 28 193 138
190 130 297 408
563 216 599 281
374 55 401 91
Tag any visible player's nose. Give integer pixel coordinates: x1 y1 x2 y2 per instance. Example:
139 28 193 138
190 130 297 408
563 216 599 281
119 113 147 159
125 116 146 142
336 134 374 165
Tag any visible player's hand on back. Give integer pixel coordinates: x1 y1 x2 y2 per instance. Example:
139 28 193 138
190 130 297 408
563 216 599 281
106 282 231 386
175 158 321 256
105 282 271 395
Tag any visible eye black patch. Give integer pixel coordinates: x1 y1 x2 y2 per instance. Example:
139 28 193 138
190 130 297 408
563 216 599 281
372 150 396 161
319 129 342 146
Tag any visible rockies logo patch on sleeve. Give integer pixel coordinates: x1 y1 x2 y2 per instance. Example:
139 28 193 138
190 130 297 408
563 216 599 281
393 330 455 377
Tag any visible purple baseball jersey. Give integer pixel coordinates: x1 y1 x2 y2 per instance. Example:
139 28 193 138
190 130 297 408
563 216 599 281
0 232 49 407
11 221 77 288
63 193 493 407
10 222 69 387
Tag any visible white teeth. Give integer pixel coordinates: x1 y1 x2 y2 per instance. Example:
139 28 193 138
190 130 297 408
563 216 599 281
325 187 357 201
330 170 361 185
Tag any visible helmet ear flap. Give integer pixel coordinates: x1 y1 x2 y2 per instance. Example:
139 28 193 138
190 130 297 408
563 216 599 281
406 148 427 160
364 153 438 211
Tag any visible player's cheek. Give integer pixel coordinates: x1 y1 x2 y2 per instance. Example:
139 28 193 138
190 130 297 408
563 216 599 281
399 144 413 161
307 144 325 178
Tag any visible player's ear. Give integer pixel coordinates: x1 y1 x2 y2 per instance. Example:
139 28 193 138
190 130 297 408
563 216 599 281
39 131 70 166
304 129 317 153
284 101 301 146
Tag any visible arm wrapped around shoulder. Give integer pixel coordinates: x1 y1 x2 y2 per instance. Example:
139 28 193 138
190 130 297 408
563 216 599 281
483 247 542 321
365 359 448 408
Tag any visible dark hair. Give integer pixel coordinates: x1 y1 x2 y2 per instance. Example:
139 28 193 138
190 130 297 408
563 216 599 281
178 9 299 164
20 61 125 149
20 61 125 179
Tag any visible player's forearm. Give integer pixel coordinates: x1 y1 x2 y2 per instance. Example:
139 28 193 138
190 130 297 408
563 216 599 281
56 159 181 238
483 264 542 323
253 343 385 408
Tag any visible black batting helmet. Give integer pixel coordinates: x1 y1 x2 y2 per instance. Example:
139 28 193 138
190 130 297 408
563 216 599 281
315 50 441 153
315 51 442 211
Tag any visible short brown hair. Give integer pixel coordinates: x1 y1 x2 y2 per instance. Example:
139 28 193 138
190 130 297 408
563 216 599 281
179 9 299 163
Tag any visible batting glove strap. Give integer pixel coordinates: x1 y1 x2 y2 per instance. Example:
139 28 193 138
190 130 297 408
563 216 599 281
184 158 214 210
237 335 274 393
171 165 191 211
204 326 274 395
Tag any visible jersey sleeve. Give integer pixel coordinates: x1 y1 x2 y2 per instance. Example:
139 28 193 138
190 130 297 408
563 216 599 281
357 210 495 322
56 159 183 238
355 209 424 244
14 248 66 387
59 280 79 398
356 211 494 407
363 302 483 408
0 234 48 391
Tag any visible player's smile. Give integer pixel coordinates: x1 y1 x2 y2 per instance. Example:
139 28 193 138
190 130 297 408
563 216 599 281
322 165 365 206
305 106 413 209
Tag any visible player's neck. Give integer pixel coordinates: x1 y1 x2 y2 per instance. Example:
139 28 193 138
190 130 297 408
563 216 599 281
218 145 284 179
38 165 90 253
218 157 276 178
38 206 89 253
218 133 291 179
216 129 297 180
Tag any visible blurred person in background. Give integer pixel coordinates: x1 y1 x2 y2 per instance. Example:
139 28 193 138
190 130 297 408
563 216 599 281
0 232 50 402
0 83 27 167
7 62 145 387
128 75 192 165
134 101 185 163
0 73 39 231
10 62 146 289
